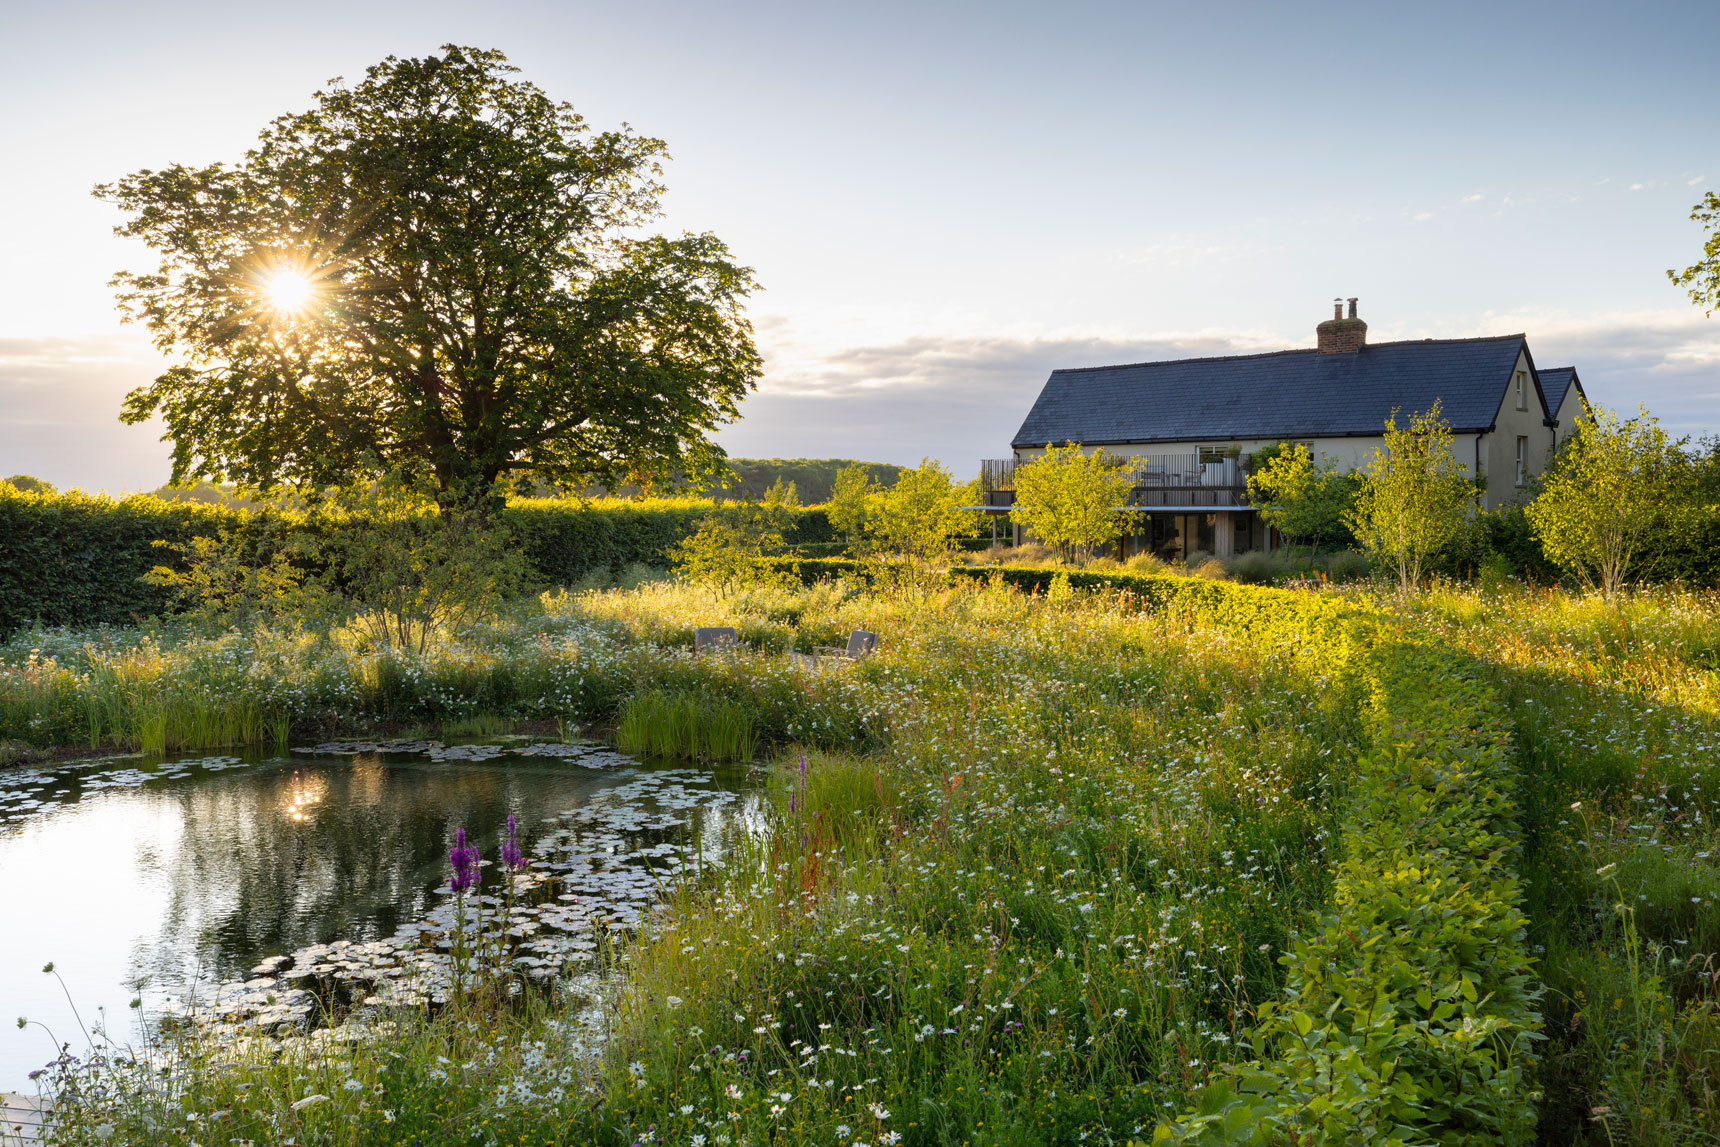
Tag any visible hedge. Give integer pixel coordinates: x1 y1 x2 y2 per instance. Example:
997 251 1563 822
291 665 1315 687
0 488 248 632
1158 628 1540 1145
0 488 839 635
943 565 1543 1142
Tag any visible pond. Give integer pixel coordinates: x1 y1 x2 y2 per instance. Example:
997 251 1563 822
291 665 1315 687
0 741 764 1094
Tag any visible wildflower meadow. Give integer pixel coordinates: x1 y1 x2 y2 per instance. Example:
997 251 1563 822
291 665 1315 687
2 572 1717 1145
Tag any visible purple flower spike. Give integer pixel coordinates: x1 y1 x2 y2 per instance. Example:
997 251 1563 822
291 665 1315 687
789 752 808 816
449 826 480 893
500 813 526 872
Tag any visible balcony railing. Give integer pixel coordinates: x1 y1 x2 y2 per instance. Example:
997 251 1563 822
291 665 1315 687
980 454 1252 509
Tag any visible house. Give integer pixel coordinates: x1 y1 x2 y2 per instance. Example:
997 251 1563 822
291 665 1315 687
982 299 1590 560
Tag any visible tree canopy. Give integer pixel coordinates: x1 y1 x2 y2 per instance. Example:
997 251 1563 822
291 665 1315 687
1526 404 1682 597
101 45 761 507
1010 443 1131 561
863 459 979 575
1669 191 1720 316
1244 442 1358 557
1345 403 1476 591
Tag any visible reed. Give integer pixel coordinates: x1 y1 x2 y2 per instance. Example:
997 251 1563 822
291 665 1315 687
616 687 758 762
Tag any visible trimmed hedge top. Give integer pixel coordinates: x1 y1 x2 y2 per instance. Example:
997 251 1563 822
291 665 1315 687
0 487 837 634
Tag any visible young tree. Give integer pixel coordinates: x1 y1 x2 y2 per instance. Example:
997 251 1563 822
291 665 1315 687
1010 443 1132 562
1525 403 1681 597
864 459 978 577
312 474 529 652
669 479 797 596
826 462 874 550
1245 442 1359 557
1345 402 1476 592
101 46 760 510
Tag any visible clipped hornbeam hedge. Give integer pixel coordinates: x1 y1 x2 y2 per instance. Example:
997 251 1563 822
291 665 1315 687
1157 632 1541 1145
0 487 837 634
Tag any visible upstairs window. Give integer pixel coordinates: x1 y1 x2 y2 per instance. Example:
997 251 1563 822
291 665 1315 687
1516 435 1528 485
1515 371 1528 410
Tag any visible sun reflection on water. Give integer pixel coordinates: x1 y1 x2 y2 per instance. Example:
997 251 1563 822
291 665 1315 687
283 771 327 823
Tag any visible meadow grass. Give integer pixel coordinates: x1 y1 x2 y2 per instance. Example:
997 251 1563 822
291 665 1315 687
21 578 1362 1146
12 576 1720 1144
1391 581 1720 1144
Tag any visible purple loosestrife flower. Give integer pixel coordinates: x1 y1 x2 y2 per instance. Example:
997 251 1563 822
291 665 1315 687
449 827 480 894
500 814 526 872
789 752 807 815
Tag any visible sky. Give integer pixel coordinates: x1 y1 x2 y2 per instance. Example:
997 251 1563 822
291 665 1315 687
2 0 1717 492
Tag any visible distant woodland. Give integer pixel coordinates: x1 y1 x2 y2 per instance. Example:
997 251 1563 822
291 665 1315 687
139 459 909 507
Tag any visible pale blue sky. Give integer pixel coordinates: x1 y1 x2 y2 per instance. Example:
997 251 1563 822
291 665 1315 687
2 0 1717 490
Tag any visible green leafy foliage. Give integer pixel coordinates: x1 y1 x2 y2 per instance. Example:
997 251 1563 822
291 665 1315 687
1159 636 1543 1146
1527 404 1684 596
1347 403 1478 591
141 517 316 632
0 487 839 634
3 474 56 494
861 458 981 578
1011 443 1133 560
825 462 875 547
1245 441 1360 557
310 476 530 653
0 485 249 633
668 480 799 595
100 45 760 504
1667 190 1720 316
702 458 905 503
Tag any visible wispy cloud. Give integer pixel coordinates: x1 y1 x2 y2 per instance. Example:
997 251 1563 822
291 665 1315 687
1461 193 1485 203
719 312 1720 468
0 334 170 491
721 328 1294 470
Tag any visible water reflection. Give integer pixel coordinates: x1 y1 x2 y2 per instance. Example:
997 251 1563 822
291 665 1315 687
0 746 759 1092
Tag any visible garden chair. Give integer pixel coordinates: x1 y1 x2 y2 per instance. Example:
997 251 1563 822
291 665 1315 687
694 626 739 653
814 630 877 662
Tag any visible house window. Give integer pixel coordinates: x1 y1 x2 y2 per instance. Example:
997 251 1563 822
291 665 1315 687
1516 436 1528 485
1515 371 1528 411
1198 447 1229 465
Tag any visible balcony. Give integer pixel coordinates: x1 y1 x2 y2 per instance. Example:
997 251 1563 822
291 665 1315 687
979 453 1252 510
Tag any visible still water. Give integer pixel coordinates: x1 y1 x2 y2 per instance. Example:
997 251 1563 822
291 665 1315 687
0 742 761 1093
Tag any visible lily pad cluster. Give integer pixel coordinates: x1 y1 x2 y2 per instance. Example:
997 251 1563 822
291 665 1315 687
162 765 746 1045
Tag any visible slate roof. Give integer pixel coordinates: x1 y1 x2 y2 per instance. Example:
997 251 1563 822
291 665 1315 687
1011 334 1540 449
1538 367 1583 416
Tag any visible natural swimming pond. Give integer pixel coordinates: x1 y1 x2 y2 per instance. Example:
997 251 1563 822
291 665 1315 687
0 741 764 1093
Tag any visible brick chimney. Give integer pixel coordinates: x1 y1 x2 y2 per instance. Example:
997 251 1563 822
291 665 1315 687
1316 297 1367 353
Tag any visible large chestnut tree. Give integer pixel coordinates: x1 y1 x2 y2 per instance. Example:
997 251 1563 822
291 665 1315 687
101 46 760 507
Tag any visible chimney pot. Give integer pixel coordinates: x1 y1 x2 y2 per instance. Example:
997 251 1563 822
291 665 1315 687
1316 296 1368 354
